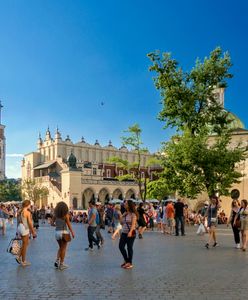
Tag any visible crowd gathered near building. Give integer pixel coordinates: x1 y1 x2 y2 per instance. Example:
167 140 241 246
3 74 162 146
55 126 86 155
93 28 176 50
1 195 248 270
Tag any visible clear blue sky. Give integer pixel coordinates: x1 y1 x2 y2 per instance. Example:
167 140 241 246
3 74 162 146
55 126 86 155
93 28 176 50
1 0 248 178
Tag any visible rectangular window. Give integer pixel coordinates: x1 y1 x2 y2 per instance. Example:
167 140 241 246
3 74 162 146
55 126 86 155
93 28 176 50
106 169 111 178
93 168 97 175
119 170 123 176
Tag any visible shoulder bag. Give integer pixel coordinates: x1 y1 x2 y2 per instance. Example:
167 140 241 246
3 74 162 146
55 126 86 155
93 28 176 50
7 237 21 256
125 214 136 238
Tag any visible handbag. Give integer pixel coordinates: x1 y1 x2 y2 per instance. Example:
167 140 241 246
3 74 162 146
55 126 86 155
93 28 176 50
62 233 71 242
235 219 241 228
197 223 205 235
7 238 21 256
210 218 217 223
125 215 136 238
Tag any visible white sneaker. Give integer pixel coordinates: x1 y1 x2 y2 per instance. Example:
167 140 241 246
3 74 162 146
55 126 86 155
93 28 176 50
236 243 241 249
59 263 68 271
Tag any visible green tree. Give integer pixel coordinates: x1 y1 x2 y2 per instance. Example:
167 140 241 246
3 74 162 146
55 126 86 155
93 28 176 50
22 179 49 205
148 47 246 198
0 179 22 202
146 178 171 201
148 47 232 136
108 124 151 201
161 131 245 198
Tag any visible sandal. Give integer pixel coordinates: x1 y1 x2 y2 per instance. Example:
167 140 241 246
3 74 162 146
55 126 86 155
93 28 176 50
124 263 133 269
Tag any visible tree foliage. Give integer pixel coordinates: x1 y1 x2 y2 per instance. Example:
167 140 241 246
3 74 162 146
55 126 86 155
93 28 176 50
148 47 246 198
0 179 22 202
22 179 49 205
148 47 232 136
108 124 150 201
146 178 171 201
161 132 246 198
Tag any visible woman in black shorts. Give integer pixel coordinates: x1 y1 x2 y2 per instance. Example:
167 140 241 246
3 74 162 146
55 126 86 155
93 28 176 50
137 203 147 239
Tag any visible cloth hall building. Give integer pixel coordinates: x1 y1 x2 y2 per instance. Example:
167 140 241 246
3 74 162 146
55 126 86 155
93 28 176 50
21 129 159 209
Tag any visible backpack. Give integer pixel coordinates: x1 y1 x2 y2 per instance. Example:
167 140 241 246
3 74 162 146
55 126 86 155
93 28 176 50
96 211 100 225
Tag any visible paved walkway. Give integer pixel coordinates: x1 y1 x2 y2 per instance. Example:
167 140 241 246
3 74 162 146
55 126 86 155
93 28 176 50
0 222 247 299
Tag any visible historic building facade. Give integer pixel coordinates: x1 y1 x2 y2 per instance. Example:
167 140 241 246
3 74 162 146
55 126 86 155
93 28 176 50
190 88 248 215
21 129 159 208
0 102 6 180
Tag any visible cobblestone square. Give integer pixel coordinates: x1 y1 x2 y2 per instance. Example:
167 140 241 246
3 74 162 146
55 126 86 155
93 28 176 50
0 222 247 299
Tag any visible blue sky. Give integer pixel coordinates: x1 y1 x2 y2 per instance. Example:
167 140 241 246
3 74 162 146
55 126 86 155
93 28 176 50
0 0 248 178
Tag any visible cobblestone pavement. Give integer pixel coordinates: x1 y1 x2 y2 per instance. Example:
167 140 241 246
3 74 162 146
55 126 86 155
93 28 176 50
0 222 248 299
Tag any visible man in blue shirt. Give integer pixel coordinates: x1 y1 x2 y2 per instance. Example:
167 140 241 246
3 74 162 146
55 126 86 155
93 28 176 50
85 200 101 251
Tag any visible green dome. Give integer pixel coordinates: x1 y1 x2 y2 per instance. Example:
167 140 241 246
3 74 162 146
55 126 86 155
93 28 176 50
226 111 245 130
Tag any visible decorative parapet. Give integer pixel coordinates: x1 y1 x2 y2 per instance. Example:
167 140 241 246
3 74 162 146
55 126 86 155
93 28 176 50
81 179 137 186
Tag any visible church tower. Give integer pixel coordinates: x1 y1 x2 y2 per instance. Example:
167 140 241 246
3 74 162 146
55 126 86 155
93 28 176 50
0 101 6 180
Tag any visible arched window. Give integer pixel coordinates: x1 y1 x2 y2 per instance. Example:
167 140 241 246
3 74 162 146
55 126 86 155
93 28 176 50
72 197 78 209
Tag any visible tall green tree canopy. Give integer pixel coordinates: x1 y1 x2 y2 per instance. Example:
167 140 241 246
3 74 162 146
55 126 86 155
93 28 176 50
148 47 246 198
148 47 232 135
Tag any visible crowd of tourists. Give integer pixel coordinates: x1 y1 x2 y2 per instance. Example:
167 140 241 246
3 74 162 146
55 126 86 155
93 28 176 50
1 196 248 271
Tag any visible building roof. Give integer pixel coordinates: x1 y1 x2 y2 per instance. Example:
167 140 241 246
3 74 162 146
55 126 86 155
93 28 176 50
226 111 245 130
33 160 57 170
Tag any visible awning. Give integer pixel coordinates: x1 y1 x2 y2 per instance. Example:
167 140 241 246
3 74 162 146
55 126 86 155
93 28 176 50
33 160 57 170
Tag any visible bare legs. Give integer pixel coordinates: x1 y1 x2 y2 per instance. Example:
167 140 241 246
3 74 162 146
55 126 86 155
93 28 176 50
138 226 146 238
241 230 248 250
20 234 29 263
57 240 68 264
112 228 121 240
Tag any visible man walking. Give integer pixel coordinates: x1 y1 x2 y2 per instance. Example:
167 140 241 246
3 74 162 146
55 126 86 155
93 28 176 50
85 200 101 251
95 202 104 246
174 198 185 236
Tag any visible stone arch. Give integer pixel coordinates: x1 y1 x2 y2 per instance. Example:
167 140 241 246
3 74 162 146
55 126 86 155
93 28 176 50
98 188 110 204
72 197 78 209
82 188 95 209
194 200 207 213
112 188 123 200
126 188 136 200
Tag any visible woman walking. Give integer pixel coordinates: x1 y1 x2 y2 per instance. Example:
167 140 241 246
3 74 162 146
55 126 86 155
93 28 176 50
119 200 138 269
205 196 220 249
52 201 75 270
16 200 36 266
227 199 240 249
234 199 248 251
0 204 9 235
137 202 147 239
112 205 122 240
